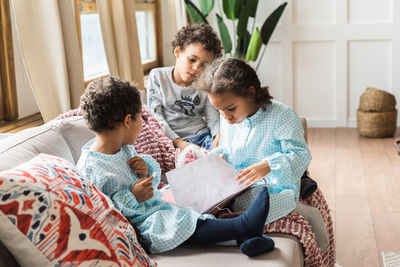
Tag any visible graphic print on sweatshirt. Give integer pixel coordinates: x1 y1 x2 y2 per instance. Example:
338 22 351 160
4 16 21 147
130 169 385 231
174 95 201 116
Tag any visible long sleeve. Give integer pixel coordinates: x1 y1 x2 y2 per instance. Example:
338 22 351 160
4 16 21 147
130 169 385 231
202 97 220 137
152 107 180 141
263 107 311 200
112 154 163 217
147 70 180 141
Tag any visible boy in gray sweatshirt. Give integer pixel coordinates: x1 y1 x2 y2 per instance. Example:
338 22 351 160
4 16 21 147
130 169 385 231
147 24 222 151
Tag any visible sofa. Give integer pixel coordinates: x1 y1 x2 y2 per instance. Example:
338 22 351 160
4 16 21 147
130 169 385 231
0 115 333 267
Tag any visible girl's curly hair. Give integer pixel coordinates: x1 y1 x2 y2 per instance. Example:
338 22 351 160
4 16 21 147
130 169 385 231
80 76 142 132
194 58 273 107
172 24 222 58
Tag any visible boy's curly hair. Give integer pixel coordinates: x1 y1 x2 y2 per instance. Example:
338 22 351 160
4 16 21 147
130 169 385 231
80 76 142 132
171 24 222 58
194 58 273 107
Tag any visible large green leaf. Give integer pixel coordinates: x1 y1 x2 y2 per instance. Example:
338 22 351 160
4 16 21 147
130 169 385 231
236 1 251 38
223 0 244 20
235 30 251 58
260 2 287 45
246 0 259 18
246 27 262 62
216 14 232 54
198 0 214 16
184 0 208 24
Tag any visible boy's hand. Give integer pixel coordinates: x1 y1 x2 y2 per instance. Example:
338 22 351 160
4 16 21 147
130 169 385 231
128 156 148 178
236 161 270 186
131 176 154 202
173 138 193 151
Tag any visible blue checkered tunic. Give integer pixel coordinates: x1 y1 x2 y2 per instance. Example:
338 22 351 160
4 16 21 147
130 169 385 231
77 140 203 253
211 100 311 224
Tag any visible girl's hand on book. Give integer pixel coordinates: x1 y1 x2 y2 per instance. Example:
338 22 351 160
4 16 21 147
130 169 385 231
217 153 226 160
236 161 270 186
128 156 148 178
131 175 154 202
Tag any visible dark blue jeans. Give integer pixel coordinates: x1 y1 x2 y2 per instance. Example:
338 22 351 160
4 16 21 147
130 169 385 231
185 129 213 150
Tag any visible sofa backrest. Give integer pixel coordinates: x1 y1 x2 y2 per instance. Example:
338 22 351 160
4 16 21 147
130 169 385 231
0 116 94 171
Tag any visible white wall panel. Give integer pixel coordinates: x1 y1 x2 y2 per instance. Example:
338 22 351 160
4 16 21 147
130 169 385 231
251 43 283 102
348 0 393 23
293 42 336 122
348 41 392 124
293 0 336 25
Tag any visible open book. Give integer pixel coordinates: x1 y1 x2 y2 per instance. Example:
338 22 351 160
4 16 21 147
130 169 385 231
164 154 249 214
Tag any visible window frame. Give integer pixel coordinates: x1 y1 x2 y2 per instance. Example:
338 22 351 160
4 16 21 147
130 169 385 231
74 0 106 87
74 0 162 87
135 0 163 73
0 0 18 121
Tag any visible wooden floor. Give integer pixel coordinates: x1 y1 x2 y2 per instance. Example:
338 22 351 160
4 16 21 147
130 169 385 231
0 113 44 133
307 128 400 267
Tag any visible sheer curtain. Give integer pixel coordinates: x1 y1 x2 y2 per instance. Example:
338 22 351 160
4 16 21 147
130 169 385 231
11 0 83 122
96 0 144 89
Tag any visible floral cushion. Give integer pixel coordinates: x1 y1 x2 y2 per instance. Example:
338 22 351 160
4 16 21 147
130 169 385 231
0 154 155 266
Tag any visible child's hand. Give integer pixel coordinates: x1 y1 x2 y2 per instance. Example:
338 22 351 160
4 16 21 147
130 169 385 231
128 156 148 178
131 175 154 202
173 138 194 151
212 132 221 149
217 153 226 160
236 161 270 186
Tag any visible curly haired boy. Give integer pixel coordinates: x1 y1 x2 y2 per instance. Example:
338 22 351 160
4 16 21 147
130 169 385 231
147 24 222 151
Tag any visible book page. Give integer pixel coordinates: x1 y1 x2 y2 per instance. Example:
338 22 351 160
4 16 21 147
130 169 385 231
165 154 246 213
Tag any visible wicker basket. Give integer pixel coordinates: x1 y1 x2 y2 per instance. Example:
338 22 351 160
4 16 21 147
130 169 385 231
359 87 396 112
356 109 397 138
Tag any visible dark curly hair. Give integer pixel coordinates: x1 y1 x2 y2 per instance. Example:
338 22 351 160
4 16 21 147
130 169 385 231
194 58 273 107
171 24 222 58
80 76 142 132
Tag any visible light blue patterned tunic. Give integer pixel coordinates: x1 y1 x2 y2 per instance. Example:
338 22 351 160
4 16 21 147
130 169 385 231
76 140 203 253
212 100 311 224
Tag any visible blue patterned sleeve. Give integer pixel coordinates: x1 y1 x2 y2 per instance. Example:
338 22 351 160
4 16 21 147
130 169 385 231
112 188 140 217
263 107 311 199
138 154 162 199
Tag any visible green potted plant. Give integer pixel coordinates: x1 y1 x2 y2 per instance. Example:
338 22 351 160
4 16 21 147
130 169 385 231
184 0 287 71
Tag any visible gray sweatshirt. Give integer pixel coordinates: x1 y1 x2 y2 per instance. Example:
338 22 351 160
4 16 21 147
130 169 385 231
147 67 220 141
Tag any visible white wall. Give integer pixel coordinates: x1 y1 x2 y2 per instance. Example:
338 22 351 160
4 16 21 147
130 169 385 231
10 0 39 119
192 0 400 127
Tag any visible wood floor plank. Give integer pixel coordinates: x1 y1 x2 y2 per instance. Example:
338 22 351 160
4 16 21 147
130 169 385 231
336 195 380 267
335 128 368 197
0 113 43 133
6 119 44 133
372 212 400 266
359 137 400 213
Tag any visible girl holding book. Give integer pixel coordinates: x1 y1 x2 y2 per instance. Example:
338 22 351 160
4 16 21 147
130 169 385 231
194 58 311 226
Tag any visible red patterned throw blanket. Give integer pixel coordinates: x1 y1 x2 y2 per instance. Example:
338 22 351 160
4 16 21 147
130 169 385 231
57 108 335 267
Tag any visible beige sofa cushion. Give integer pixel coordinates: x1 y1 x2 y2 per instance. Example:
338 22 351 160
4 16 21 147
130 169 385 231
55 116 95 163
0 124 73 171
151 233 303 267
0 117 95 172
